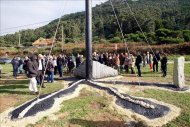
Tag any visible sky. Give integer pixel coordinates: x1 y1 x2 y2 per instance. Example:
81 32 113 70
0 0 108 36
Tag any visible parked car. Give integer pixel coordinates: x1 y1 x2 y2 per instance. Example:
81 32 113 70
0 58 12 64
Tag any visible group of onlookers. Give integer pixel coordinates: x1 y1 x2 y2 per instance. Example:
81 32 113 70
2 50 167 94
92 51 168 77
11 53 84 94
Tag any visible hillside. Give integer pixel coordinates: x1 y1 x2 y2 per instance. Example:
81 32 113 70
0 0 190 46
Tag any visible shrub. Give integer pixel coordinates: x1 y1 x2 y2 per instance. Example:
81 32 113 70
100 39 108 43
72 48 85 55
93 36 100 42
23 42 32 46
170 31 183 38
109 37 121 43
156 29 171 37
182 30 190 42
158 37 184 44
146 32 156 44
65 38 75 43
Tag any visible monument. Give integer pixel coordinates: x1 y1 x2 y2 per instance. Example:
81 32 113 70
173 57 185 88
74 61 118 79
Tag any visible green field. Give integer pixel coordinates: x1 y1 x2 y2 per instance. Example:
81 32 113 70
0 63 190 127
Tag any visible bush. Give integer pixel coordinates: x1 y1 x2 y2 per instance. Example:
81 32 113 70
23 42 32 46
182 30 190 42
93 36 100 42
158 37 184 44
146 32 156 43
109 37 121 43
156 29 171 37
65 38 75 43
72 48 85 55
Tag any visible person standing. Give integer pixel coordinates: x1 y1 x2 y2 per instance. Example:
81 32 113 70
28 55 39 95
115 54 120 74
67 56 75 73
18 57 24 74
129 54 135 74
11 57 19 78
37 54 45 88
47 56 55 83
161 53 168 77
76 53 82 68
53 55 57 75
57 54 64 78
142 53 147 67
124 53 130 73
135 52 142 77
23 56 30 76
0 64 2 78
149 54 153 70
153 51 160 72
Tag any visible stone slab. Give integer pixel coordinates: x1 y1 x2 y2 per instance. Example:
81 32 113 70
73 61 118 79
173 57 185 88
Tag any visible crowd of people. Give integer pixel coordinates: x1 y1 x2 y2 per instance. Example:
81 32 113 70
10 54 84 94
5 51 167 95
92 51 168 77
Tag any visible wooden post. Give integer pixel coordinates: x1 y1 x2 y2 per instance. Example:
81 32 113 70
62 25 64 52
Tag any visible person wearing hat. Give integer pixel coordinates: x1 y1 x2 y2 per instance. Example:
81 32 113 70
28 54 39 95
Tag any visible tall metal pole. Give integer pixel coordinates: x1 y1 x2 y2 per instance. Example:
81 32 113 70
85 0 92 80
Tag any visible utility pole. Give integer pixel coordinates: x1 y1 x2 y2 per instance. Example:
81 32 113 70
62 25 64 52
85 0 92 80
18 33 21 47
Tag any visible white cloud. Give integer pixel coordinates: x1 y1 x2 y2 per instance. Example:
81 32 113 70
0 0 107 35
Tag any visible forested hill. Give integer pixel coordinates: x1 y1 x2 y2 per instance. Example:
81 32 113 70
1 0 190 46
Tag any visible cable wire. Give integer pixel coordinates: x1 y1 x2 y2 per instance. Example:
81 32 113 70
123 0 158 60
37 1 68 100
109 0 141 85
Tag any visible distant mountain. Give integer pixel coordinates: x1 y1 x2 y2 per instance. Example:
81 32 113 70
1 0 190 46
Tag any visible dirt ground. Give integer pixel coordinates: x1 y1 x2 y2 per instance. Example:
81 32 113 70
0 95 18 113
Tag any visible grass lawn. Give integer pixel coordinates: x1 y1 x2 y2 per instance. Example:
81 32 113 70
121 63 190 86
0 63 190 127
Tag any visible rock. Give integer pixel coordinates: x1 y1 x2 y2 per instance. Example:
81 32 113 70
173 57 185 88
73 60 118 79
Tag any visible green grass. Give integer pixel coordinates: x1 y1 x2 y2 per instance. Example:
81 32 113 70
168 55 190 61
0 79 66 112
121 63 190 85
1 63 190 127
27 90 124 127
131 90 190 127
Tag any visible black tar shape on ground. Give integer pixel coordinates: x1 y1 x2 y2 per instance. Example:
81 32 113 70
10 80 170 120
96 80 190 91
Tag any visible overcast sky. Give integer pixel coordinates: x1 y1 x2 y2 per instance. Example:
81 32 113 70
0 0 107 35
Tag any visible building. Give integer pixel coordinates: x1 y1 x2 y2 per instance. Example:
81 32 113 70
32 38 55 48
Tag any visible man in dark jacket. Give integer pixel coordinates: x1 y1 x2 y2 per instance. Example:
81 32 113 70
135 52 142 77
57 54 64 77
28 55 39 95
161 53 168 77
153 51 161 72
76 54 82 68
11 57 19 78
